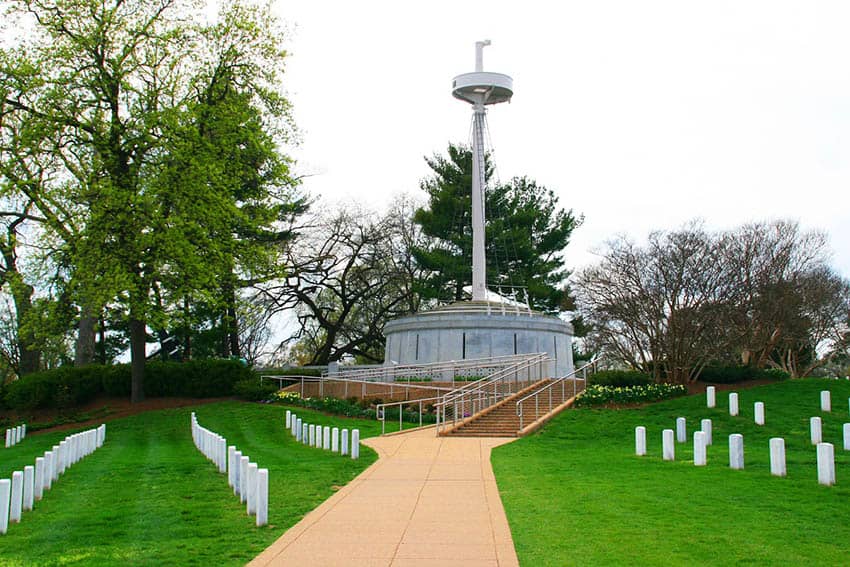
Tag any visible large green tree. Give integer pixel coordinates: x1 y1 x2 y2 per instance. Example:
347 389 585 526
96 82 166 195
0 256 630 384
1 0 299 400
412 143 581 313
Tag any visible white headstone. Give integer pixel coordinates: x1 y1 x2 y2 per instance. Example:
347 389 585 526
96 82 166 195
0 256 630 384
14 426 20 444
635 426 647 456
754 402 765 426
332 427 339 453
729 393 739 416
286 410 291 429
694 431 707 466
323 426 330 450
700 419 712 446
770 437 786 477
256 468 269 527
0 479 10 534
351 429 360 459
21 423 25 438
34 457 44 501
10 471 23 523
247 463 258 515
240 456 249 503
295 418 302 441
5 428 10 448
729 433 744 470
706 386 716 408
44 452 53 490
309 424 315 447
811 417 823 445
23 466 34 511
817 442 835 486
676 417 686 443
662 429 675 461
227 446 236 487
291 414 298 437
821 390 831 412
233 450 242 496
301 422 308 445
844 424 850 451
51 445 60 481
341 429 349 455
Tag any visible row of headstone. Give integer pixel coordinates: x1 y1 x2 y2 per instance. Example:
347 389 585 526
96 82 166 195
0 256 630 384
0 424 106 535
4 424 26 448
706 388 768 424
190 413 268 527
285 410 359 459
638 425 844 486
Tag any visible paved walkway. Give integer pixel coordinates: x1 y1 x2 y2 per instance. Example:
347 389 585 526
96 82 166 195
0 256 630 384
248 427 519 567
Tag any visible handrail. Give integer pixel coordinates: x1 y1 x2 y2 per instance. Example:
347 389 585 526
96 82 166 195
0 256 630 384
261 375 455 400
375 396 442 435
434 353 552 435
322 353 539 382
515 358 598 431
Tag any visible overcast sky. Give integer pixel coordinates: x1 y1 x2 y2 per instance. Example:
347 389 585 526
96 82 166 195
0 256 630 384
275 1 850 278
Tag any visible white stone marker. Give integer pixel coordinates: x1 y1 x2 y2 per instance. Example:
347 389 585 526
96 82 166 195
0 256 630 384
309 424 315 447
844 424 850 451
701 419 712 446
706 386 716 408
10 471 23 522
331 427 339 453
44 452 53 490
676 417 686 443
770 437 786 477
34 457 44 500
323 426 330 450
817 442 835 486
0 479 10 534
51 445 60 481
15 426 21 444
821 390 832 412
295 418 302 441
301 422 308 445
315 426 322 449
351 429 360 460
694 431 707 466
23 466 34 511
286 410 291 429
729 393 739 416
291 414 297 437
341 429 350 456
247 463 258 516
239 456 249 503
662 429 675 461
729 434 744 470
811 417 823 445
227 446 236 488
635 426 647 456
233 450 242 496
256 469 269 527
5 428 10 448
754 402 765 426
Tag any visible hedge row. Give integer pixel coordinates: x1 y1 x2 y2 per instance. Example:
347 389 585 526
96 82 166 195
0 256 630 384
589 370 652 387
5 359 254 410
698 365 790 384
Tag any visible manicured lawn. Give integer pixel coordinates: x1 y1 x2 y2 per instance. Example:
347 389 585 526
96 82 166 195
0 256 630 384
0 401 382 566
492 379 850 566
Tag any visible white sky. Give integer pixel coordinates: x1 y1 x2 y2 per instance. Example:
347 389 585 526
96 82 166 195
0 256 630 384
277 0 850 278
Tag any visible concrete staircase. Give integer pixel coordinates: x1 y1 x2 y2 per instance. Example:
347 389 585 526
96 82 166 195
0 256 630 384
442 379 578 437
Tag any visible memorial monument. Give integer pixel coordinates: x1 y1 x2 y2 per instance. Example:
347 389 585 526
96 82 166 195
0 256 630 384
383 41 574 377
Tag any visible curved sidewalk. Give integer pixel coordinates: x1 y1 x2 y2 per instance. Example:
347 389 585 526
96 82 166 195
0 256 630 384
248 427 519 567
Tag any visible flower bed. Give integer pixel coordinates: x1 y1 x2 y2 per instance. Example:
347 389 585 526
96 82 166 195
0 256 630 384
574 383 688 407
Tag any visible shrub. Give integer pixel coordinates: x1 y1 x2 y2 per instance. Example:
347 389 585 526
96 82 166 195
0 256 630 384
234 378 279 401
697 365 790 384
258 367 323 377
590 370 652 387
5 359 255 410
272 390 437 423
574 383 687 407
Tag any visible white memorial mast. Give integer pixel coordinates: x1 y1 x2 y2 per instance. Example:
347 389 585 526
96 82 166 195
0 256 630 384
451 40 513 301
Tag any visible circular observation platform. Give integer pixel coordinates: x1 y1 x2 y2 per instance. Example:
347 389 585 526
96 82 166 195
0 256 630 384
452 72 513 105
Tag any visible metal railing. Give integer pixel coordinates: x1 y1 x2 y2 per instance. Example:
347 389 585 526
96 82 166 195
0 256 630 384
260 375 455 400
322 353 543 384
375 396 442 435
434 353 551 435
515 358 598 431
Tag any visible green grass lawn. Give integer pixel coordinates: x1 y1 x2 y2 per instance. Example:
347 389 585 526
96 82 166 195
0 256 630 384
0 401 383 566
492 379 850 566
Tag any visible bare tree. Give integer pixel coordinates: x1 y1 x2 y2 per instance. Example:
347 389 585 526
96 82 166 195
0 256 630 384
256 201 420 364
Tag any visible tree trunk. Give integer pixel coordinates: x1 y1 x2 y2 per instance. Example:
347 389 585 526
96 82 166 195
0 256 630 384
129 316 146 403
1 234 40 376
75 307 97 365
